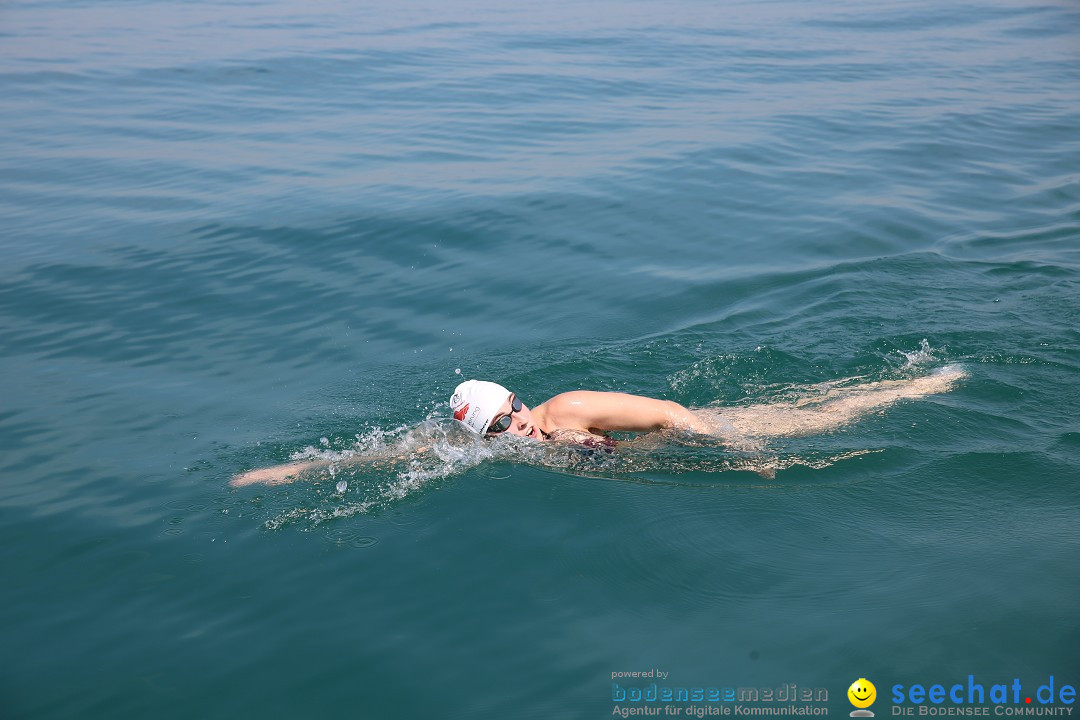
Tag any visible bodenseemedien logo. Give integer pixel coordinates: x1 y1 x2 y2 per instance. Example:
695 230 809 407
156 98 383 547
849 678 877 717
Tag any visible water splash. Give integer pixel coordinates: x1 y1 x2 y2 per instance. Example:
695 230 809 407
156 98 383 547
262 420 499 530
897 338 938 369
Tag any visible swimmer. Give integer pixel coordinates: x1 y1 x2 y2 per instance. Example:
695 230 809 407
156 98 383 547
229 382 709 486
230 366 966 486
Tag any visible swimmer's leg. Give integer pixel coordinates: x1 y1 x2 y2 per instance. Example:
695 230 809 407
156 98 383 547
697 365 966 440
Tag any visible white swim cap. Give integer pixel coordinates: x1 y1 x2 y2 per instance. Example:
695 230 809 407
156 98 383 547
450 380 511 435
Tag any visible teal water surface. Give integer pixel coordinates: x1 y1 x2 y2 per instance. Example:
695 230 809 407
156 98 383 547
2 0 1079 717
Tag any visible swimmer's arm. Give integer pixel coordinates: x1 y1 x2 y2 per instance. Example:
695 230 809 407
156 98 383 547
544 391 710 435
230 459 333 487
230 445 431 487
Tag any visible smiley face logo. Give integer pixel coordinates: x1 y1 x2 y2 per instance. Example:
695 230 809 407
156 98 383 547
848 678 876 717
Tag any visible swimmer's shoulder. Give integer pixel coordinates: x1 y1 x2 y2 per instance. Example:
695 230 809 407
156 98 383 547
534 395 615 446
540 390 669 436
536 390 613 427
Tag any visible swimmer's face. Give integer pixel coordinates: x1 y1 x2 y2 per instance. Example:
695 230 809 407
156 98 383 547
486 394 543 440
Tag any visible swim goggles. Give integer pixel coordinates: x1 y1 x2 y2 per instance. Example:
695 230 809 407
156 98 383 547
487 394 523 434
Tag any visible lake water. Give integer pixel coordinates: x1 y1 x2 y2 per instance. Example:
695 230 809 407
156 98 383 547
2 0 1078 717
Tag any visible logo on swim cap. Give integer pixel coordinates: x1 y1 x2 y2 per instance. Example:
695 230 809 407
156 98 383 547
453 402 469 422
449 380 511 435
